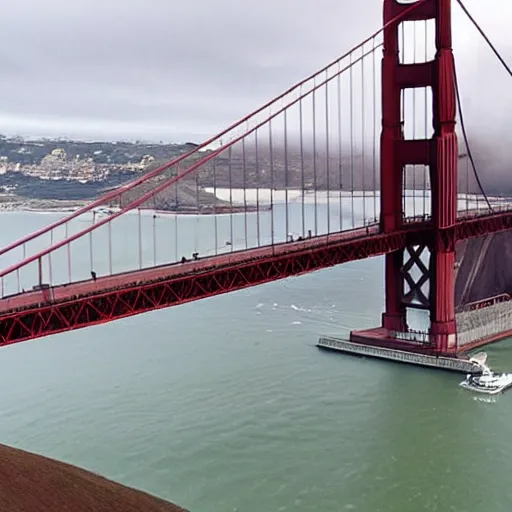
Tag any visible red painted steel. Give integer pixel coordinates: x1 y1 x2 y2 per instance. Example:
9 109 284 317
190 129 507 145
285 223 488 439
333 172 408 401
0 225 426 346
0 209 510 346
0 226 381 312
376 0 460 353
380 0 405 332
429 0 458 354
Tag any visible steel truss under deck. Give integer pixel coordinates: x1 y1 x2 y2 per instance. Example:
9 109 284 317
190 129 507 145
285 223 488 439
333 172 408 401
0 229 424 345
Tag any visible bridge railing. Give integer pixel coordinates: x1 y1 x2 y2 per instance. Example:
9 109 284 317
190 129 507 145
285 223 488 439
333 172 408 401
457 191 512 218
458 293 512 313
390 329 431 345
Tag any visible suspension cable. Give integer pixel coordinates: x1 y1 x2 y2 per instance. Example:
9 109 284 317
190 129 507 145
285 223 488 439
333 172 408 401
454 0 512 211
453 60 493 212
455 0 512 79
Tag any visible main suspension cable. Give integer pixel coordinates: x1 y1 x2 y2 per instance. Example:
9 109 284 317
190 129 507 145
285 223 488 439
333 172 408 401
454 0 512 211
455 0 512 79
453 60 493 212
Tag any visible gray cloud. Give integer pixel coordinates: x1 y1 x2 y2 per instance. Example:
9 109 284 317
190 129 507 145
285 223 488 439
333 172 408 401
0 0 509 150
0 0 377 141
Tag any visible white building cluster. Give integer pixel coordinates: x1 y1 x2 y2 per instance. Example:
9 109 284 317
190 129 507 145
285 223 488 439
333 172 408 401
0 148 155 183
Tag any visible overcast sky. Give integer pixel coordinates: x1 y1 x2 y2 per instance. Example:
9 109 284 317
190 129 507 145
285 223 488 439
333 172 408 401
0 0 509 143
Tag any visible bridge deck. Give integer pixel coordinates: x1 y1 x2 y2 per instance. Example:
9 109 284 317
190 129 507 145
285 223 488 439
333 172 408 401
0 209 511 346
2 207 512 317
0 224 383 314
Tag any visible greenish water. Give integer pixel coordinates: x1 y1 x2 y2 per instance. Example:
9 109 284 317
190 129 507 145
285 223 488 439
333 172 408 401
1 211 512 511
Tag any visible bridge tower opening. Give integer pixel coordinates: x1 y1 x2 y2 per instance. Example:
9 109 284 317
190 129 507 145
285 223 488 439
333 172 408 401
351 0 458 355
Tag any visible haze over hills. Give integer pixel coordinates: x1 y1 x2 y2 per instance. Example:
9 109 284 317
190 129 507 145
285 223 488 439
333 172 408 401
0 134 506 212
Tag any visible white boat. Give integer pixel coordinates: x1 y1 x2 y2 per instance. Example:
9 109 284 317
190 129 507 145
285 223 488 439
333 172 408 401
92 207 115 216
460 352 512 395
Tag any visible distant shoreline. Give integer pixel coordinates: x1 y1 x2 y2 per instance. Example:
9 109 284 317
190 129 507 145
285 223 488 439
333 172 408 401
0 188 506 216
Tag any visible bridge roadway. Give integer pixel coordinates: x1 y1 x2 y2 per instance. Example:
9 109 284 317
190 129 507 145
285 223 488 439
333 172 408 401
2 206 510 312
0 222 426 345
0 223 383 314
0 208 511 345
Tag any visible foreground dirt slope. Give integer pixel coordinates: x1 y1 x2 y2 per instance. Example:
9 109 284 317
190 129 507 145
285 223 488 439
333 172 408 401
0 444 187 512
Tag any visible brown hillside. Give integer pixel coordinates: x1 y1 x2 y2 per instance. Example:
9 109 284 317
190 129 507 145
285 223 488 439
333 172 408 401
0 444 187 512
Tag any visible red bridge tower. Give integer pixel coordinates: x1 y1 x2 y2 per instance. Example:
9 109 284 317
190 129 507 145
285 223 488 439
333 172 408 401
351 0 458 355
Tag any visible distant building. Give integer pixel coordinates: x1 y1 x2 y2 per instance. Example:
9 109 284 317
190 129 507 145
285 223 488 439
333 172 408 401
140 155 155 170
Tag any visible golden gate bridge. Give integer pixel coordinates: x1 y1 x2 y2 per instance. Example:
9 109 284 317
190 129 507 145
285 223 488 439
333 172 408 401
0 0 511 358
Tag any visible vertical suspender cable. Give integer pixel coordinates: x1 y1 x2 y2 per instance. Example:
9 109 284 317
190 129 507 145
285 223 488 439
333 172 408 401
269 116 275 246
423 19 429 218
284 109 290 242
325 68 331 237
300 86 306 238
228 145 234 251
137 209 142 269
372 36 378 222
337 62 343 231
412 20 417 218
349 52 355 227
243 131 248 249
361 46 366 225
255 130 261 246
313 79 318 236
